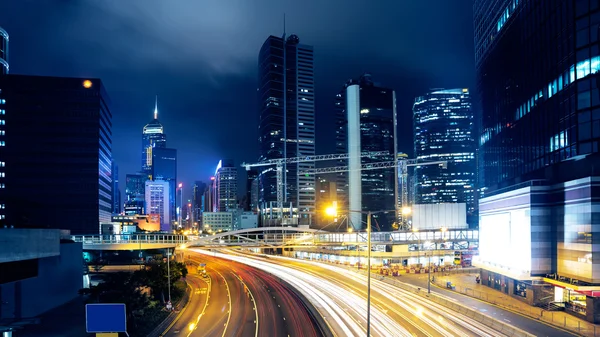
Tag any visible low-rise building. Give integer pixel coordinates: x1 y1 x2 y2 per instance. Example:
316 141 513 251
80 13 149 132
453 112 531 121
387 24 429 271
202 212 233 232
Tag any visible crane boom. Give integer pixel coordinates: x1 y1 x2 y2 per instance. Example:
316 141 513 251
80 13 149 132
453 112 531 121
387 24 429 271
242 151 392 220
297 159 447 175
241 151 390 170
298 158 447 230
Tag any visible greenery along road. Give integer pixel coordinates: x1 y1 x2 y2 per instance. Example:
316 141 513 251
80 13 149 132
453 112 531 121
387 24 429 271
80 260 188 337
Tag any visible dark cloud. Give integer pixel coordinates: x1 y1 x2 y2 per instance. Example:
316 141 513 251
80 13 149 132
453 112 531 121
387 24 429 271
0 0 474 198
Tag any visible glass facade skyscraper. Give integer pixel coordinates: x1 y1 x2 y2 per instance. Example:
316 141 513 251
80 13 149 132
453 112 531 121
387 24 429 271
335 74 397 230
152 147 177 221
474 0 600 321
0 26 8 75
413 89 475 217
257 34 315 225
141 97 166 178
215 159 237 212
0 75 112 234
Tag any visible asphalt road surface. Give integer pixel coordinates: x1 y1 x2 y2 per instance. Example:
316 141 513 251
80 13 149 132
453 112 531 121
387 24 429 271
164 251 323 337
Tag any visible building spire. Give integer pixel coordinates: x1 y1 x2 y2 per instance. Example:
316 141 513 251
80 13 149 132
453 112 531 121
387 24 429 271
154 95 158 120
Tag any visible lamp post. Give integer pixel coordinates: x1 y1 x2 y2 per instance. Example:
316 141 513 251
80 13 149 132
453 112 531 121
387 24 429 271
178 183 183 230
167 248 172 309
325 204 394 337
428 227 447 294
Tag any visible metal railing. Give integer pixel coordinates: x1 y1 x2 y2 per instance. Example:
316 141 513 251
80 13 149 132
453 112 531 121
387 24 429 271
71 234 187 245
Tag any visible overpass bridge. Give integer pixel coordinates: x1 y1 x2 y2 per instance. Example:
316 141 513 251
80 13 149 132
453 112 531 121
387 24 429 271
72 227 478 250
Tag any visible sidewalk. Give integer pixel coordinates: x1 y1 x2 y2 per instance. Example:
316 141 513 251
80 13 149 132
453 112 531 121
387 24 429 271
430 271 599 336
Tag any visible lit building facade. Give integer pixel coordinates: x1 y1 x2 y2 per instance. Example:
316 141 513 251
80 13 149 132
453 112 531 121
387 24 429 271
0 75 112 233
192 181 206 226
257 34 315 225
474 0 600 322
141 97 166 178
0 26 8 75
111 161 121 214
413 89 476 219
335 74 397 230
202 212 233 232
215 159 237 212
152 147 177 221
125 173 147 202
144 180 170 232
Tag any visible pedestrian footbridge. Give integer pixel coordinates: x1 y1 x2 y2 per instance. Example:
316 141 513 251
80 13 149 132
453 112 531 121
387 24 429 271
72 227 478 250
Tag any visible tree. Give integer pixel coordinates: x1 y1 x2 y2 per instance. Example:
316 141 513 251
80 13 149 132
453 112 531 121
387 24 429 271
134 261 187 302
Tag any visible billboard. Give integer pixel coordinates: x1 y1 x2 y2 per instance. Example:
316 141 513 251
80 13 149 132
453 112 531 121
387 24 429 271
411 203 467 230
86 303 127 333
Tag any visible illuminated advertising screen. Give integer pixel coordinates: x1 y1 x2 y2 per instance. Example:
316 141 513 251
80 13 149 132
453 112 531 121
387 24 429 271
479 209 531 276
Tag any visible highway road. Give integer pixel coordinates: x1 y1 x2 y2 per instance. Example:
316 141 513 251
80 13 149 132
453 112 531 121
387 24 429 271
200 249 515 337
165 252 324 337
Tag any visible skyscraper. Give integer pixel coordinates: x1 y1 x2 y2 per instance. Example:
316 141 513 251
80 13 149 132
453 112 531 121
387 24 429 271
0 75 112 233
413 89 475 218
215 160 237 212
245 169 258 211
335 74 397 230
125 173 147 202
257 34 315 225
474 0 600 320
141 97 166 178
111 161 121 214
0 26 8 75
144 180 170 232
152 147 177 221
124 173 146 215
192 181 207 225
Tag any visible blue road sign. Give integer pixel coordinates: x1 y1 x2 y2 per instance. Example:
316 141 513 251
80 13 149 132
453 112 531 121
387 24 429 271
85 303 127 333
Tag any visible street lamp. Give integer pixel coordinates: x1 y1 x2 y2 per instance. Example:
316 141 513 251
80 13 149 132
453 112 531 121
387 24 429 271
324 204 394 337
178 183 183 230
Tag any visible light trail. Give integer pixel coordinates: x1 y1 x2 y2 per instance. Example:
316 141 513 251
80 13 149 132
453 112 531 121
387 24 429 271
191 249 412 337
268 255 506 337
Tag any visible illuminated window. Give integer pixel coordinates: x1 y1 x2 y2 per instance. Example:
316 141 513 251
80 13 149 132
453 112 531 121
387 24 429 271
0 141 5 146
0 109 4 114
0 120 4 125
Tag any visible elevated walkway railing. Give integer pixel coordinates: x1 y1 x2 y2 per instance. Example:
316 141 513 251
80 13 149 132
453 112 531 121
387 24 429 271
71 234 187 245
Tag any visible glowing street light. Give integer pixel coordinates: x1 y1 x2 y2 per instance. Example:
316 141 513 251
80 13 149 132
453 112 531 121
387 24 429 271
401 207 411 215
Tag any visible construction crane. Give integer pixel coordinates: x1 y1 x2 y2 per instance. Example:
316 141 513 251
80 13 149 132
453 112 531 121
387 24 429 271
298 157 448 230
241 151 391 218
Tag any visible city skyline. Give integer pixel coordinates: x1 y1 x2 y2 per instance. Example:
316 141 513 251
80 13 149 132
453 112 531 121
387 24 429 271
0 1 474 199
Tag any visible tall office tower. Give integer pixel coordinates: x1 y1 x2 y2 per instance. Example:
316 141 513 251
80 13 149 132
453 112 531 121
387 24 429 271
413 89 475 216
125 173 147 201
0 27 8 75
141 97 167 178
203 177 215 214
245 170 258 211
335 74 397 230
192 181 206 225
0 75 112 233
144 180 170 232
152 147 177 221
474 0 600 320
124 173 146 215
257 34 315 225
215 160 238 212
111 161 121 214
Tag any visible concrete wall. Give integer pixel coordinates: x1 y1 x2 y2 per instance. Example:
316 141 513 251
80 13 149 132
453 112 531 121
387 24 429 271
0 229 60 263
0 242 82 320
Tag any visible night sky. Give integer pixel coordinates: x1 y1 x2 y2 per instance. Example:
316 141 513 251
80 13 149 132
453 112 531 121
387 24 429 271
0 0 475 199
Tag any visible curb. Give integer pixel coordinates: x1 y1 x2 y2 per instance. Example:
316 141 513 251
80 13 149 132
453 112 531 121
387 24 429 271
147 281 192 337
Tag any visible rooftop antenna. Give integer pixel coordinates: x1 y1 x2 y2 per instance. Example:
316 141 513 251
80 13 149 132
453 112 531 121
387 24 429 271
282 13 286 39
154 95 158 120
